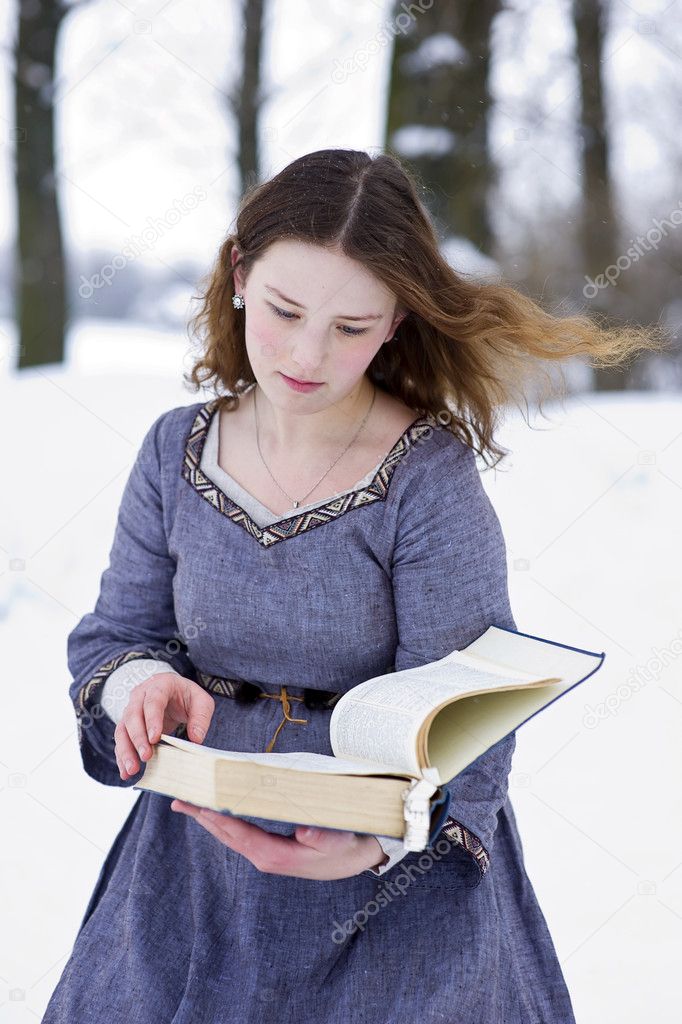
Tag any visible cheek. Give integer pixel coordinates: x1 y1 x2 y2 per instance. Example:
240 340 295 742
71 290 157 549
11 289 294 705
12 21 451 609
335 337 382 377
245 309 283 359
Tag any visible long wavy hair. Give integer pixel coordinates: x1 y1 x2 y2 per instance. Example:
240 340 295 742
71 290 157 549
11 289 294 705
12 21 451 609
184 148 667 468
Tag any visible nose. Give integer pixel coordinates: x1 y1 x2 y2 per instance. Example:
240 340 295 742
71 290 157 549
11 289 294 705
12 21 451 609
289 329 326 379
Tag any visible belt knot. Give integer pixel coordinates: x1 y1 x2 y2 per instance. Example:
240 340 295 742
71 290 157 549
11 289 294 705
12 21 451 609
258 685 308 752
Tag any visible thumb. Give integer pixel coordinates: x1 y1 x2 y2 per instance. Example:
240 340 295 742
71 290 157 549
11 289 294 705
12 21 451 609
295 825 328 847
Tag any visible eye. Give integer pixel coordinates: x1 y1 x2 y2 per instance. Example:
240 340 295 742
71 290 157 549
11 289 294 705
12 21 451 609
339 325 369 337
268 302 369 337
269 303 298 321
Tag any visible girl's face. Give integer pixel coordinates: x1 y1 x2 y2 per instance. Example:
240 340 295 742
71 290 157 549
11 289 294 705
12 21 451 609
231 239 405 410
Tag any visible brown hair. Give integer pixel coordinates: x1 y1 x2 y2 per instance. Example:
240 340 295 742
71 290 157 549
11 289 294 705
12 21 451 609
184 148 668 468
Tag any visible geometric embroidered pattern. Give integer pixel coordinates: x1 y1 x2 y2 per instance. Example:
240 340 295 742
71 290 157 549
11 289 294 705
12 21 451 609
181 397 439 548
194 670 257 700
440 816 490 880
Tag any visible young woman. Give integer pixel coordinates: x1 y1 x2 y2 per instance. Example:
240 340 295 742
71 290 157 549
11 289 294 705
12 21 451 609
43 148 658 1023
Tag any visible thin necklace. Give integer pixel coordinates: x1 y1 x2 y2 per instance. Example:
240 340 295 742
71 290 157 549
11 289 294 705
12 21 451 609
253 383 377 509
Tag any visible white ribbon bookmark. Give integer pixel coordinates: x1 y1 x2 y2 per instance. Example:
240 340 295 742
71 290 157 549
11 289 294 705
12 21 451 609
401 767 441 851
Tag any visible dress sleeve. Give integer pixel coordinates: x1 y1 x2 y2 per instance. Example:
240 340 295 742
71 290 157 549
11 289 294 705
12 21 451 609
366 834 409 876
385 439 518 890
67 411 195 788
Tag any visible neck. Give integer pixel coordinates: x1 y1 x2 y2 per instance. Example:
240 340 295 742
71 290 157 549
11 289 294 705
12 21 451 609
251 377 376 456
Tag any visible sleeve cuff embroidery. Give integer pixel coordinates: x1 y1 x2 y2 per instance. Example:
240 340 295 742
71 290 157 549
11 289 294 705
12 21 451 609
366 817 489 880
441 815 490 881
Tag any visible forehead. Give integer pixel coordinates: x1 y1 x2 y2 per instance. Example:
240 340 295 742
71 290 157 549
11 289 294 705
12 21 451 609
253 239 394 307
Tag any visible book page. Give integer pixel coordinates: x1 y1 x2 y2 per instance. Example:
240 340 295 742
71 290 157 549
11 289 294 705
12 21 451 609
330 627 605 778
158 733 414 778
465 625 604 680
329 653 542 773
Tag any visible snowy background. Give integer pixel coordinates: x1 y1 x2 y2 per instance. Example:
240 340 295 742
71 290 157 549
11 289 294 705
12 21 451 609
1 0 681 1022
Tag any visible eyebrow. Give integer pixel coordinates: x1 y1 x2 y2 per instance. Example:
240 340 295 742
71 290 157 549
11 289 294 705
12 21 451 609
264 284 383 322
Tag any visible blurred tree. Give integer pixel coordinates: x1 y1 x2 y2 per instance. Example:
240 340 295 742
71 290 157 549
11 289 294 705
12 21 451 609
234 0 265 191
13 0 69 369
384 0 501 250
573 0 629 390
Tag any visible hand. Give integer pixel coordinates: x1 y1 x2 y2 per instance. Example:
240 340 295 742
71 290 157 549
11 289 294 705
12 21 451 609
170 801 389 879
114 673 215 781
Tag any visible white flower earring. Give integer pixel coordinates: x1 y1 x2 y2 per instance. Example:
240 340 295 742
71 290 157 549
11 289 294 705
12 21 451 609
232 293 245 309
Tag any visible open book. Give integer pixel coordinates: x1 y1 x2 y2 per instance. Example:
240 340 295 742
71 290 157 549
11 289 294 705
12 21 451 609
134 625 605 851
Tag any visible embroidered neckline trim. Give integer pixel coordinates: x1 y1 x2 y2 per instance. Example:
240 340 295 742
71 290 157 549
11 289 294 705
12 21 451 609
181 398 438 547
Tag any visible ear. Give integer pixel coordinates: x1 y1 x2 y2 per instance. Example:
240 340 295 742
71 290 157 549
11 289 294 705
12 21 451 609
230 244 244 294
385 309 407 342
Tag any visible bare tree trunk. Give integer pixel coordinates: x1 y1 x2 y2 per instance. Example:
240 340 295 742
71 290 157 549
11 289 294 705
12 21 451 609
235 0 265 191
14 0 68 369
385 0 501 251
574 0 630 390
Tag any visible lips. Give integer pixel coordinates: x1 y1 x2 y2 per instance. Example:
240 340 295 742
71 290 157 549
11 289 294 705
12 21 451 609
282 373 322 385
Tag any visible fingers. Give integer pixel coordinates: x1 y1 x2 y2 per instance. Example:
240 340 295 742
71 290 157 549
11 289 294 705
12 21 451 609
114 718 143 779
172 806 288 869
184 684 215 744
170 805 370 878
141 686 173 746
114 678 167 779
124 689 157 760
113 675 215 780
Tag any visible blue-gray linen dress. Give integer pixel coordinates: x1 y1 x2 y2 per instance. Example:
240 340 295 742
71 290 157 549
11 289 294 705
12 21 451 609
42 396 577 1023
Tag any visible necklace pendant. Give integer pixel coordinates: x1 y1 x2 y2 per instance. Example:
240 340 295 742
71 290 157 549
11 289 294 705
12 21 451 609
253 382 377 517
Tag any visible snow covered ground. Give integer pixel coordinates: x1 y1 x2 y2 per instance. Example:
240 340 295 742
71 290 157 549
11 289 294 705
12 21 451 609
1 322 680 1022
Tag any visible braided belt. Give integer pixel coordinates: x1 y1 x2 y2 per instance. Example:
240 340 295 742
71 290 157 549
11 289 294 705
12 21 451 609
193 671 343 753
